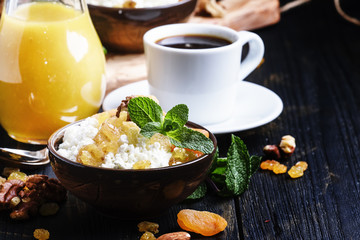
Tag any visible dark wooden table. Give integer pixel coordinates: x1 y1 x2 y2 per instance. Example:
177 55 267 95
1 0 360 239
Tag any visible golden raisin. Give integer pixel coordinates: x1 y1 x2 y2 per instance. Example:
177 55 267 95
260 161 269 170
2 167 20 178
7 171 27 182
273 164 287 174
260 160 280 171
137 221 159 234
295 161 308 171
133 160 152 170
288 166 304 178
139 231 156 240
33 228 50 240
77 114 141 167
177 209 227 236
10 196 21 208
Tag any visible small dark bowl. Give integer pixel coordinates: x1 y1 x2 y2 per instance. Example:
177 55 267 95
48 120 216 219
87 0 197 53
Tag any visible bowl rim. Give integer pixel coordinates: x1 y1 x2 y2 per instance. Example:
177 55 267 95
87 0 195 11
47 117 217 173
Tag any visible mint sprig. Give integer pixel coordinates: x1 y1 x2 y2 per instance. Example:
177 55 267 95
188 134 261 199
127 97 214 154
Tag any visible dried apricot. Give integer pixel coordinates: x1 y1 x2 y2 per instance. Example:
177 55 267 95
177 209 227 236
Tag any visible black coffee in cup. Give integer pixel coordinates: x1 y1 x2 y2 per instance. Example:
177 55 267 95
156 34 232 49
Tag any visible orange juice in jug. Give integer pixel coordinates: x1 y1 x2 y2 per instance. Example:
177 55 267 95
0 2 106 144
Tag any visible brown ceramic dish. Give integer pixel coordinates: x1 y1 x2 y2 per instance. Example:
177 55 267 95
87 0 197 53
47 119 216 219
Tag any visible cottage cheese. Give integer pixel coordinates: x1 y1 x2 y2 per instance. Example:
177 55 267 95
57 117 99 162
87 0 181 8
57 115 173 169
102 135 172 169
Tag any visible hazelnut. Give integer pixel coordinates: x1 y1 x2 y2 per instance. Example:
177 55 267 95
263 145 281 160
279 135 296 158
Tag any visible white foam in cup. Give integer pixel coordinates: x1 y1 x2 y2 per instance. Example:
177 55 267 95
143 23 264 125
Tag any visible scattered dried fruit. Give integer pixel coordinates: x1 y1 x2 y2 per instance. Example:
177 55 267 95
288 161 308 178
138 221 159 234
157 231 191 240
273 163 287 174
279 135 296 158
0 174 67 220
140 231 156 240
2 167 20 178
295 161 308 171
288 166 304 178
263 145 281 160
263 135 296 161
260 160 279 171
260 160 287 174
177 209 227 236
0 179 25 210
33 228 50 240
7 171 27 182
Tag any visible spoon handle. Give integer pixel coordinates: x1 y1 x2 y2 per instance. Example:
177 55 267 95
0 147 48 162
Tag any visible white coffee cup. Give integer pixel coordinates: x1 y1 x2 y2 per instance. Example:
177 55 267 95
143 23 264 125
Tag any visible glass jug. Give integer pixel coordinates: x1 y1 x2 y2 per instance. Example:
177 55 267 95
0 0 106 144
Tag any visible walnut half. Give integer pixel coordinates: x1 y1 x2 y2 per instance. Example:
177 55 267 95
0 174 67 220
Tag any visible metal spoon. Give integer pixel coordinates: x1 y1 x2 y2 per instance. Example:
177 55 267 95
0 147 49 167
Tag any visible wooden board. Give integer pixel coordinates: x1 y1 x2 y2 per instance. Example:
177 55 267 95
105 0 280 95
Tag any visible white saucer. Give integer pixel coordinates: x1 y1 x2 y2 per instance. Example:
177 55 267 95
102 80 283 134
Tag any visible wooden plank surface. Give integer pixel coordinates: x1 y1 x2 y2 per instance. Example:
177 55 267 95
2 0 360 239
234 0 360 238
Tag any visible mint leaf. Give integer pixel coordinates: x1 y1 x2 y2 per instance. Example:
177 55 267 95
209 134 259 197
249 155 262 177
208 154 228 189
162 119 181 132
127 97 214 154
224 135 250 195
167 127 214 154
186 182 207 200
183 136 261 201
128 97 163 128
140 122 163 138
164 104 188 127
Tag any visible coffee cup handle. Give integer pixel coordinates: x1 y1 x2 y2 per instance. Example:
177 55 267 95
237 31 265 81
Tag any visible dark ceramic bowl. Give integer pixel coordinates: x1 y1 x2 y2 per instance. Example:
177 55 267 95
48 119 216 219
87 0 197 53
